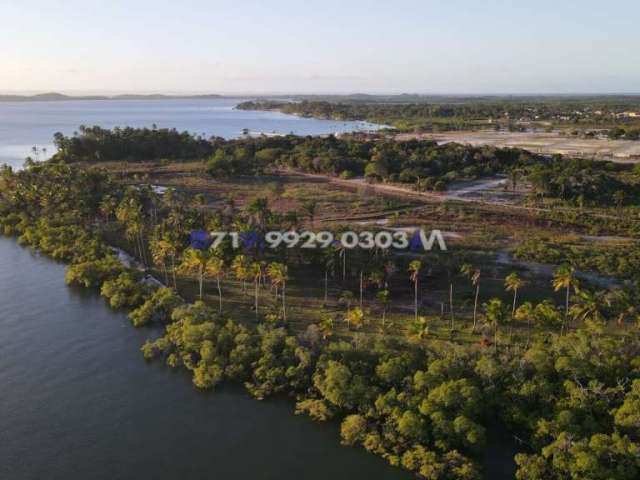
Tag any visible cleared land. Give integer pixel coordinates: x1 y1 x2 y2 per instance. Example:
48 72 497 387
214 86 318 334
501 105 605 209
395 130 640 162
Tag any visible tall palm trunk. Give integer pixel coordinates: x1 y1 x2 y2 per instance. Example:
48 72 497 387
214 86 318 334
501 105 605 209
137 231 148 267
342 251 346 281
414 279 418 322
562 286 570 335
282 281 286 322
324 269 328 303
449 283 454 331
171 255 177 291
198 264 203 300
254 279 259 320
510 288 518 342
216 276 223 313
472 283 480 332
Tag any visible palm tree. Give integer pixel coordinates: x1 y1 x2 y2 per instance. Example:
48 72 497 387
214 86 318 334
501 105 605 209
179 248 210 300
246 197 269 230
484 298 508 353
164 234 180 290
116 199 147 266
322 250 336 304
442 257 459 331
232 255 251 293
504 272 526 319
336 241 347 281
376 289 390 329
150 237 171 285
250 261 264 320
552 265 577 334
570 288 607 326
206 254 225 313
461 264 481 332
267 262 288 321
514 301 535 346
408 260 422 322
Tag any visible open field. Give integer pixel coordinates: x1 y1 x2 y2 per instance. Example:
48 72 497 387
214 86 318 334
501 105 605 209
395 130 640 162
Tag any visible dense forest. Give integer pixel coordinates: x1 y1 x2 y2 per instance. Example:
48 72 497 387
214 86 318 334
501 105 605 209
50 127 639 207
2 160 640 479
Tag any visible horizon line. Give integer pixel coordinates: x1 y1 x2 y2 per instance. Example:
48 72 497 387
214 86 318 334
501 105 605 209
3 90 640 98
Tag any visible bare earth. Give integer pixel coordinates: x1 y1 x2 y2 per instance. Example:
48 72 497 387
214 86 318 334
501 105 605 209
395 130 640 163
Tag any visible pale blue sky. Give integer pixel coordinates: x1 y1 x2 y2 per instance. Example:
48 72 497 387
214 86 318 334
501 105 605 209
2 0 639 94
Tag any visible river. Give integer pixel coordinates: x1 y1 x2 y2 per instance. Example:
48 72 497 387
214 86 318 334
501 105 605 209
0 236 412 480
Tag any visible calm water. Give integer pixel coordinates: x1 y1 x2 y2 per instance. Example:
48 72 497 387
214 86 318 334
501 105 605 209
0 236 410 480
0 98 376 169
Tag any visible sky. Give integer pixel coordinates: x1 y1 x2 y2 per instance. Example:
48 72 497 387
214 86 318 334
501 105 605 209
2 0 639 95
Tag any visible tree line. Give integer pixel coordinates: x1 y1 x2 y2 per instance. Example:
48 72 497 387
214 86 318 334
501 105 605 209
50 127 639 207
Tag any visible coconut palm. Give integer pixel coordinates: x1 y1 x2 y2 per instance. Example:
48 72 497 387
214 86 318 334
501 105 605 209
250 261 264 320
267 262 288 321
246 197 269 230
322 250 336 303
150 237 172 285
461 264 481 332
206 254 225 313
552 265 578 334
442 257 459 331
164 234 180 290
408 260 422 322
231 255 252 293
504 272 526 319
376 289 390 329
514 301 535 345
116 199 147 266
179 248 210 300
570 288 607 326
484 298 508 352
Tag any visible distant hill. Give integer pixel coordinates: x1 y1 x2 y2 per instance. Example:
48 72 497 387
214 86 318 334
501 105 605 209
0 92 224 102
